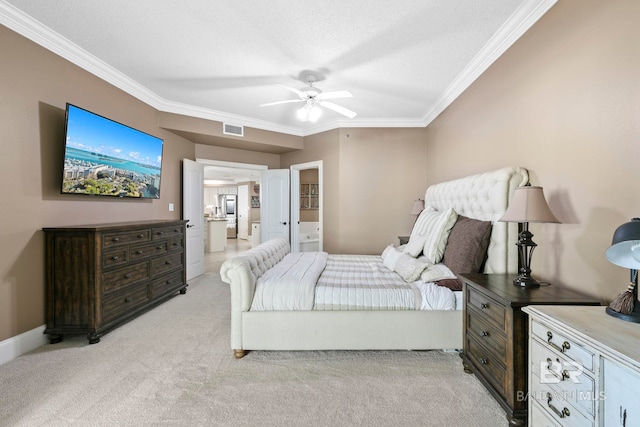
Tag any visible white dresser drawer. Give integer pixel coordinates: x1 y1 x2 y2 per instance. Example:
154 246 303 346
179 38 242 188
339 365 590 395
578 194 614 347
531 320 595 373
531 340 596 417
531 400 561 427
531 373 595 427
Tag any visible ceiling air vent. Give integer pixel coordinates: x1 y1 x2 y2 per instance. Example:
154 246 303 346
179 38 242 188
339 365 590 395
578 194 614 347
223 123 244 137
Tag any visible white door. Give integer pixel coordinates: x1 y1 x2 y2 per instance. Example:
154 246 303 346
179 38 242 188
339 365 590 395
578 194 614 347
260 169 290 243
182 159 205 280
237 184 249 240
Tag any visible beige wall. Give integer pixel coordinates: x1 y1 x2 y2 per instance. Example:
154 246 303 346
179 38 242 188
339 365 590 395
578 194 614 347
425 0 639 301
282 128 428 254
0 25 195 343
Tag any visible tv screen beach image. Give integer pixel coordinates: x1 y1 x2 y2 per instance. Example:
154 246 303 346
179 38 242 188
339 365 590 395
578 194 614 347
62 104 163 198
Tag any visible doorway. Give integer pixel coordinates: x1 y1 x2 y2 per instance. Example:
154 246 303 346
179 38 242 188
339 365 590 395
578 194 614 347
290 161 323 253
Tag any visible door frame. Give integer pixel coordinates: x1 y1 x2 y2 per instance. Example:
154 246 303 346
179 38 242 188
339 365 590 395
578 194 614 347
290 161 323 252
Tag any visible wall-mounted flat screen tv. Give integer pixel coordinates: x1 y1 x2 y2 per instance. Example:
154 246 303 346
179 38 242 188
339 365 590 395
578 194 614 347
61 103 163 198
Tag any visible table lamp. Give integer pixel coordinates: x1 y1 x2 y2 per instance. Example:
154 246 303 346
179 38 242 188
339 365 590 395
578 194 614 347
605 218 640 323
410 199 425 226
499 186 560 287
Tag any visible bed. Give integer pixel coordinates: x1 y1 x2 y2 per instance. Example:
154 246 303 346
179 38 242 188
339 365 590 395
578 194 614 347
220 166 529 358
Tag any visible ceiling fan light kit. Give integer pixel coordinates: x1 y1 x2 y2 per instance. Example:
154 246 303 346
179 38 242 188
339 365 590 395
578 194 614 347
260 72 357 122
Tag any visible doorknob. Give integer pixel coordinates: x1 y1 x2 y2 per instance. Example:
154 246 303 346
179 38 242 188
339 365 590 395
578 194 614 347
281 221 287 225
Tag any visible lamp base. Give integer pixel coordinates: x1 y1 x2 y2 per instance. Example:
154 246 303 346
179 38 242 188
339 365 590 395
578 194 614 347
605 306 640 323
513 275 541 288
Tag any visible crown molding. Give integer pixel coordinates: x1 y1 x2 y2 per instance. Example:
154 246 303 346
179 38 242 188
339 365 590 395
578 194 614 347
421 0 558 126
1 0 557 137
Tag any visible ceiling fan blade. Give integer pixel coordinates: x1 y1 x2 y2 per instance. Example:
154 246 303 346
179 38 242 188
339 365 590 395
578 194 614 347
319 101 357 119
317 90 353 100
259 99 305 107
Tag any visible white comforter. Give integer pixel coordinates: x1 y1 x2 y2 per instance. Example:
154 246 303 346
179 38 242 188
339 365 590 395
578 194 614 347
250 251 328 311
250 252 456 312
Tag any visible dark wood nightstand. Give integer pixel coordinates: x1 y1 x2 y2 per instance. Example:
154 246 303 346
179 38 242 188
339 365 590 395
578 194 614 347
458 273 600 426
398 235 409 245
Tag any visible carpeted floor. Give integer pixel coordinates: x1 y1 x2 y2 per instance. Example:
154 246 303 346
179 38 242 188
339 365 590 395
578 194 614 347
0 252 508 426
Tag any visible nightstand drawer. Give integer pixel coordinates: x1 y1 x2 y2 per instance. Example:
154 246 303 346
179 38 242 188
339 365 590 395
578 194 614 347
531 320 595 373
467 310 506 358
467 288 506 330
467 337 506 396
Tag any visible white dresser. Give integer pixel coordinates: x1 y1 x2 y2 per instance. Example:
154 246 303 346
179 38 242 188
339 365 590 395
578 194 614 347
523 305 640 427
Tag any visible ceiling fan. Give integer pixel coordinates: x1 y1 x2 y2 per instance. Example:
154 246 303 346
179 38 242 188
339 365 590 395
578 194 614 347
260 74 357 122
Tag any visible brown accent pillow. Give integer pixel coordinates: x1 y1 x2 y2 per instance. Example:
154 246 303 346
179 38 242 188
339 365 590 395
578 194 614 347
434 278 464 291
442 215 492 275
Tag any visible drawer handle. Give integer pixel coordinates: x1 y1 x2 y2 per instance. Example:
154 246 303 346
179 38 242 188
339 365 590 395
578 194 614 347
112 255 119 261
138 234 145 239
546 392 570 418
157 246 164 250
124 297 131 303
480 358 488 365
546 358 569 381
166 280 172 284
124 273 132 279
546 331 571 353
112 237 119 243
157 231 164 236
480 303 489 309
165 261 172 265
481 331 489 337
136 250 143 255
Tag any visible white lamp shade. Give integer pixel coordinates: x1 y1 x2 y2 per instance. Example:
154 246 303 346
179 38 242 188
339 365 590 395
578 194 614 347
410 199 425 216
499 186 560 223
605 218 640 268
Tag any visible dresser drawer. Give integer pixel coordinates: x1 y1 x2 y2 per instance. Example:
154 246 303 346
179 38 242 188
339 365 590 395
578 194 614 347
130 241 168 261
102 248 129 269
102 262 150 293
103 229 150 248
531 400 562 427
168 236 184 252
530 373 594 427
467 288 506 331
531 340 595 417
467 337 506 396
467 310 506 359
152 225 184 240
151 270 184 298
151 252 183 277
102 283 149 323
531 320 595 373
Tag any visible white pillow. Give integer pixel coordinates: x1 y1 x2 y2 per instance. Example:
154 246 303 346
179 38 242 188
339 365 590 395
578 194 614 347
404 206 458 262
382 246 403 270
419 263 457 283
394 253 430 282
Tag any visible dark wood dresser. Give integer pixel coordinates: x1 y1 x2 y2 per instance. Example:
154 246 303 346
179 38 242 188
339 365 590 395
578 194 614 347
44 220 188 344
458 273 600 426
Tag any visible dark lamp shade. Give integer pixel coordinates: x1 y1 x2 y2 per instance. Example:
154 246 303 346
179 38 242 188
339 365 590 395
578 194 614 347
499 186 560 223
605 218 640 269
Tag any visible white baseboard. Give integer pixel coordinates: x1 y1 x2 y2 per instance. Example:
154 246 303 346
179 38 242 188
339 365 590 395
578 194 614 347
0 325 47 366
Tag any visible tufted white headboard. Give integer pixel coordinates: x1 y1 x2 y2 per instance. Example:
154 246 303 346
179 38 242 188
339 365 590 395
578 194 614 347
424 167 529 274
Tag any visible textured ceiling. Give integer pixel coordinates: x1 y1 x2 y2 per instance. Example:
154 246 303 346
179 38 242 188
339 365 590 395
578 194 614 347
1 0 556 137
